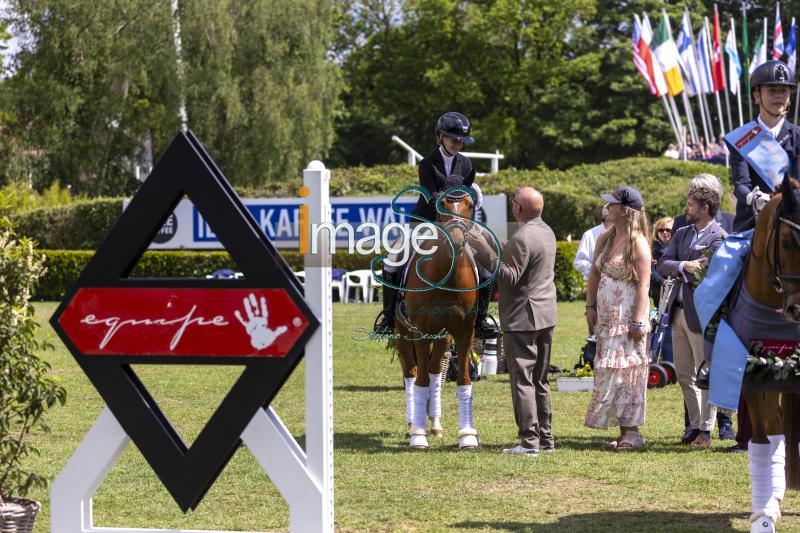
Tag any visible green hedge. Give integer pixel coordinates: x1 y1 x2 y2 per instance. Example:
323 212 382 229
13 157 726 249
36 243 584 301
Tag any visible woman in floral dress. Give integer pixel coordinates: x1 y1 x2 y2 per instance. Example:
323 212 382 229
584 186 652 449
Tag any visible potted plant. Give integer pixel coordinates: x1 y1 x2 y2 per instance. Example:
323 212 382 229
0 219 66 532
556 364 595 392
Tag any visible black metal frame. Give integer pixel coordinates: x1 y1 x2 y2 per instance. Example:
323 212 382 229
50 130 319 512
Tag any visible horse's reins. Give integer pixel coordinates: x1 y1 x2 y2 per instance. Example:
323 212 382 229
436 193 475 259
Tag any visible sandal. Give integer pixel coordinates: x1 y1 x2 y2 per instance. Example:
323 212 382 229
603 438 621 450
616 431 645 450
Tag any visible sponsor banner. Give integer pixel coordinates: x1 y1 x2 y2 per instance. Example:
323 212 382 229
58 288 309 357
124 195 507 249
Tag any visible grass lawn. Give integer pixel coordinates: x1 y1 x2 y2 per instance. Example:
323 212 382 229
21 301 798 532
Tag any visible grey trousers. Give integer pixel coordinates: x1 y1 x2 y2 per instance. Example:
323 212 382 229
503 328 554 449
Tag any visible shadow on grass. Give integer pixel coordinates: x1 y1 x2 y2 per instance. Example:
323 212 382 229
334 431 490 453
452 511 744 531
334 384 403 393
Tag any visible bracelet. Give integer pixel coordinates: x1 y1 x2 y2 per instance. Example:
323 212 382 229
585 304 596 309
630 321 646 329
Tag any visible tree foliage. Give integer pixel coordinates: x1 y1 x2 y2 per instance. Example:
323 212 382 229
330 0 800 169
0 0 339 194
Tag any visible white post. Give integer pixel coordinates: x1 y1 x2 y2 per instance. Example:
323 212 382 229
491 150 500 173
170 0 188 131
302 160 334 533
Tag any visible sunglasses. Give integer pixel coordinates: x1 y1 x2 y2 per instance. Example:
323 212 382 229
657 228 672 233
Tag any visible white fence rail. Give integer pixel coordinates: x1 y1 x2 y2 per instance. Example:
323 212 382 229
391 135 504 173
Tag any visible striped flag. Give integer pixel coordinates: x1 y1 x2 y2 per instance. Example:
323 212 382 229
652 12 685 96
750 28 767 75
725 21 742 95
712 6 725 92
696 23 714 94
677 9 702 96
787 19 797 73
774 3 785 59
633 16 659 96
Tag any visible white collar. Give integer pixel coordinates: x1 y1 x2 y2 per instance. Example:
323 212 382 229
757 115 785 138
438 145 455 162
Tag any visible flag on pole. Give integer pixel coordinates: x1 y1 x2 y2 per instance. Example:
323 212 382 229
643 13 654 41
786 19 797 73
712 6 726 92
774 3 784 59
697 23 714 94
652 12 685 96
750 29 767 75
633 16 660 96
677 9 702 96
725 22 742 95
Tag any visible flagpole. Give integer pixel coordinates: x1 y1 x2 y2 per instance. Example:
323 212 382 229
717 7 734 133
706 17 726 137
685 12 712 148
731 18 744 126
661 95 683 151
682 91 699 145
696 91 711 147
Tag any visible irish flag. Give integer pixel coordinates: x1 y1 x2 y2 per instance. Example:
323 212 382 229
651 12 685 96
749 28 767 75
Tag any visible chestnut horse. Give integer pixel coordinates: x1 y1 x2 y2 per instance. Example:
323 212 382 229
738 175 800 531
395 188 487 449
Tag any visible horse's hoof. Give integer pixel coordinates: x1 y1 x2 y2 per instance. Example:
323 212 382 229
458 428 479 449
750 513 776 533
430 428 444 438
409 427 429 449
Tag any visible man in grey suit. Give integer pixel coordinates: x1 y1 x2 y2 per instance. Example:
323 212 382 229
468 187 557 456
657 185 727 448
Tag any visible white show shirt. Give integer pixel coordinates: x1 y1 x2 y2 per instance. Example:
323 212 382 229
439 145 455 177
573 224 606 280
757 115 785 139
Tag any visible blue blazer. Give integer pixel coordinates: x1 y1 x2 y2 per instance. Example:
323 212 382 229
656 221 726 333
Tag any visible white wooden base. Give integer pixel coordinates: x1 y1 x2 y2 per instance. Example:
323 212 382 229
51 406 323 533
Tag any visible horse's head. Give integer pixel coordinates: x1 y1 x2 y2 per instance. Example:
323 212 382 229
755 175 800 322
434 187 475 259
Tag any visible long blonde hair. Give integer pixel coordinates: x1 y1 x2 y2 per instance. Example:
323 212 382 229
594 206 651 282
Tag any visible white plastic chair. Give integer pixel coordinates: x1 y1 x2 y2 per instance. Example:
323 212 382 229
345 270 374 303
331 272 348 303
368 269 383 303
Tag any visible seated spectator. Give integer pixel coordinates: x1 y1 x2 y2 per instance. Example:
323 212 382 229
663 143 680 159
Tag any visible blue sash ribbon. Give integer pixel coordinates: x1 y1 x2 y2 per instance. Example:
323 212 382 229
694 230 753 411
724 121 789 191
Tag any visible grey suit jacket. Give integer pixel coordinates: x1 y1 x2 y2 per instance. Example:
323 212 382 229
656 221 726 333
495 217 557 332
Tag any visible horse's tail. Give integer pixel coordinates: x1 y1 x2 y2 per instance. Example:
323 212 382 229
783 393 800 490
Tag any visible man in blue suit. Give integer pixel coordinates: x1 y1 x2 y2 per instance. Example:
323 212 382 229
657 185 727 448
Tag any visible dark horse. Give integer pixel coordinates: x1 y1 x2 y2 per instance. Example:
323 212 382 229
736 174 800 531
394 187 493 448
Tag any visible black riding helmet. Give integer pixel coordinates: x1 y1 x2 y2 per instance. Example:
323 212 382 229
750 60 795 96
435 112 475 145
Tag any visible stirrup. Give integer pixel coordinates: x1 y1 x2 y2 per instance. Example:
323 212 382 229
475 314 501 339
373 312 394 335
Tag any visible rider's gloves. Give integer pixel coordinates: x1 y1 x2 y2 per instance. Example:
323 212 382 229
746 186 771 215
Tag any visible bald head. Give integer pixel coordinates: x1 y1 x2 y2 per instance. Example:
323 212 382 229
514 187 543 221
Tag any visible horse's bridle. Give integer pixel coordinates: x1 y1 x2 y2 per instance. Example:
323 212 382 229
436 193 474 259
751 205 800 312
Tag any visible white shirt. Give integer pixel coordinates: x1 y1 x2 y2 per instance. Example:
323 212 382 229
573 224 606 280
439 145 455 176
758 115 785 139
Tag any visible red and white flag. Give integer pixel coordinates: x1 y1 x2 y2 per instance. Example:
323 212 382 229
774 2 785 59
712 5 726 92
633 15 662 97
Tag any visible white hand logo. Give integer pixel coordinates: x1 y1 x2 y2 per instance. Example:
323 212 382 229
234 293 288 350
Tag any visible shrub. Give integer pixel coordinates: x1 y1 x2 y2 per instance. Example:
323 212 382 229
11 198 122 249
37 243 583 301
0 219 66 498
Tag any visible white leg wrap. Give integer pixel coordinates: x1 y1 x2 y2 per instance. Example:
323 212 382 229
457 385 473 430
750 442 781 522
768 435 786 504
412 384 430 431
404 378 415 424
428 373 442 419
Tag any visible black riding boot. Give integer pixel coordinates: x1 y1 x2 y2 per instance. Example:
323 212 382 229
475 283 500 339
374 270 401 335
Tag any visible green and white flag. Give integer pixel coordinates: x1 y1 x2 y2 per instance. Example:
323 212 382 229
651 12 685 96
749 25 767 75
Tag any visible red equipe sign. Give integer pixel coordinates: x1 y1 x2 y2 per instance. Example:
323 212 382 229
59 288 310 357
